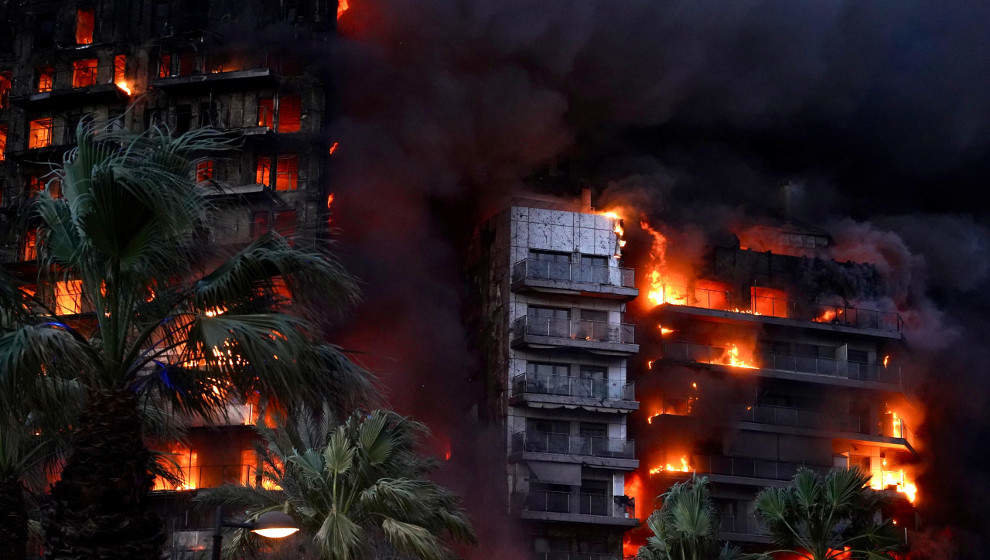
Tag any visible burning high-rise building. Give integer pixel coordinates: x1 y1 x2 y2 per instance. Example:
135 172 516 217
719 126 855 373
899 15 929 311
0 1 339 556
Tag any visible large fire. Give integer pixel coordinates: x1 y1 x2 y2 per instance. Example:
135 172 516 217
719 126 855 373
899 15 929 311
649 455 693 475
872 464 918 504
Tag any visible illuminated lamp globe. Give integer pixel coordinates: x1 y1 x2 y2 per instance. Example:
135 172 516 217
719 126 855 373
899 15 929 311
250 511 299 539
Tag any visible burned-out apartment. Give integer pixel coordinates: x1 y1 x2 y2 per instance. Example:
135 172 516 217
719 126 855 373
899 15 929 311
0 1 338 556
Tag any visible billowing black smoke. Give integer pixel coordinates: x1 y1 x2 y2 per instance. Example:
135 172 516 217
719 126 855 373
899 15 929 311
322 0 990 556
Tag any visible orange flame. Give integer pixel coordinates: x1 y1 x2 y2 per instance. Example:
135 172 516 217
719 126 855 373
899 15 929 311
658 325 675 335
649 455 693 475
328 141 339 155
326 193 336 225
871 467 917 503
724 343 758 369
115 82 132 95
337 0 349 20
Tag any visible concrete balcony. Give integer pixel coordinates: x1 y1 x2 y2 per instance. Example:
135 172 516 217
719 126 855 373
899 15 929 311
738 405 916 452
660 341 903 389
152 463 261 492
511 374 638 412
652 455 833 487
511 259 637 300
512 316 638 356
520 489 638 527
511 431 638 470
10 69 127 109
655 285 903 339
151 54 278 92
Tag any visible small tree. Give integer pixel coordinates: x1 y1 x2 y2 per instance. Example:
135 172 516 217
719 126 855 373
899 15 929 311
753 467 903 560
199 407 475 560
636 475 741 560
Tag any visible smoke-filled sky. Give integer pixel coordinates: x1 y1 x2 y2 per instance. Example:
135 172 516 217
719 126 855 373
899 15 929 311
324 0 989 555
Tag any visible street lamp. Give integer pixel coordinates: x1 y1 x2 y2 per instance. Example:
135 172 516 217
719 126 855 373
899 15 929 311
211 506 299 560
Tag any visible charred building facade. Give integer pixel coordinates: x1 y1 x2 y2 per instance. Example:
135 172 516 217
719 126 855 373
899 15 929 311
473 194 641 560
635 223 918 548
0 1 338 556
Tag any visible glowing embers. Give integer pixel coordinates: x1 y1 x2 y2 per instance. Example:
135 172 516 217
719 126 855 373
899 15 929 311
649 455 693 476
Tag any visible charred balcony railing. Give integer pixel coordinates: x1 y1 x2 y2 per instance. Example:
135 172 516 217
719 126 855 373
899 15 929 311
525 490 618 517
534 553 621 560
512 431 635 459
512 373 635 401
660 341 902 385
690 455 832 481
741 404 865 434
12 66 112 97
512 259 635 288
514 316 636 345
660 283 903 333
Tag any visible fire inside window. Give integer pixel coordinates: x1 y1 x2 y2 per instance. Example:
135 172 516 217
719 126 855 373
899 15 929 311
196 160 214 182
75 8 95 45
28 176 44 195
275 154 299 191
278 95 302 132
158 54 172 78
54 280 83 315
751 286 789 318
113 54 126 83
258 98 274 128
22 229 37 261
72 59 98 88
256 156 272 186
153 444 199 491
28 118 54 149
0 71 11 109
0 124 7 161
37 67 54 92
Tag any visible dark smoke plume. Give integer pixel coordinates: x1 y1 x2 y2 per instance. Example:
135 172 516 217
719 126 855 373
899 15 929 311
322 0 990 555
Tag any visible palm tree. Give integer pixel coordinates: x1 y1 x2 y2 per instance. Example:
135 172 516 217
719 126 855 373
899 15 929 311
636 475 742 560
0 123 371 559
752 467 903 560
199 406 475 560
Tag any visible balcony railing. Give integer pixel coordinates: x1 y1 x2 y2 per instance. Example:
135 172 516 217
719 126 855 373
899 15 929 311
659 283 902 333
514 316 636 345
719 514 769 536
153 464 260 492
660 342 902 384
690 455 832 481
525 490 616 517
512 431 635 459
512 373 635 401
741 405 865 434
512 259 635 288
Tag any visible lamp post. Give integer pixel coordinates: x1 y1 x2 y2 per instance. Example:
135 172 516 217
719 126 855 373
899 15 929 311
211 506 299 560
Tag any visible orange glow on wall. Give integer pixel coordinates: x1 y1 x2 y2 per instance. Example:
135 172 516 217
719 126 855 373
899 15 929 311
0 72 11 109
0 124 7 161
75 8 95 44
751 286 789 317
22 229 38 261
277 95 301 132
154 444 199 491
72 59 98 88
28 118 54 149
275 155 299 191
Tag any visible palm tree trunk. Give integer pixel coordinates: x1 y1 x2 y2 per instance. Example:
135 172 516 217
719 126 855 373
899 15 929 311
0 475 27 560
42 389 164 560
